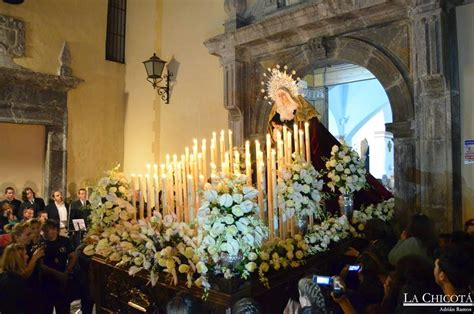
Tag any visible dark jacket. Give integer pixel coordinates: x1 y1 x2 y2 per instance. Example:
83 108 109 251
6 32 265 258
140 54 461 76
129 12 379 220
20 197 45 217
45 202 70 228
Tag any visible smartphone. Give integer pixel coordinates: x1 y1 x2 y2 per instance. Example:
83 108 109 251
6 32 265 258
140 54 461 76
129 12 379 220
312 275 333 286
332 276 345 298
348 264 361 272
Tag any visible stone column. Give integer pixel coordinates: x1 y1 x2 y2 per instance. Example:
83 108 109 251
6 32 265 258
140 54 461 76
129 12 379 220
222 51 246 147
410 1 460 232
386 120 417 227
44 125 67 201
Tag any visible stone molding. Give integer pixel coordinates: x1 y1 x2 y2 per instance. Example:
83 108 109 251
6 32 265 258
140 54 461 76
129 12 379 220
206 0 462 231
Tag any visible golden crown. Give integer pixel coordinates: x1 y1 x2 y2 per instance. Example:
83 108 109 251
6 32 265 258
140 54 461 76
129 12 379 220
260 65 301 105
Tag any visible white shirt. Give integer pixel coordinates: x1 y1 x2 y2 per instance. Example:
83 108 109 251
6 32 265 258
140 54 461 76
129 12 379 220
56 202 68 228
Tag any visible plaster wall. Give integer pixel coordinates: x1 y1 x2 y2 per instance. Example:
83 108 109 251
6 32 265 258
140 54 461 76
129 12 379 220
0 123 45 198
457 3 474 223
157 0 228 161
0 0 126 198
123 0 158 174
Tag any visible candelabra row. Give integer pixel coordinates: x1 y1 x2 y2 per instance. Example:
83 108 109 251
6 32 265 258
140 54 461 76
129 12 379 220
130 122 313 239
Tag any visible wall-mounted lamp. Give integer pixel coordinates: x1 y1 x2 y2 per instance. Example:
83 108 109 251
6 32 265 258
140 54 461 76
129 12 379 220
143 53 173 104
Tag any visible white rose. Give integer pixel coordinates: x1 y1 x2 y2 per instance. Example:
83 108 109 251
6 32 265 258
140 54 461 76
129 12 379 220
210 222 225 237
109 186 118 193
236 220 248 233
224 215 235 224
232 205 244 217
302 185 310 194
245 262 257 272
243 186 258 200
240 200 254 214
218 194 234 208
331 145 339 153
248 252 258 261
232 194 243 204
204 189 218 202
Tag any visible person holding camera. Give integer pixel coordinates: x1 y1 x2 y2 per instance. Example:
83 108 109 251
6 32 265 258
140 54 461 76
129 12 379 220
41 219 77 314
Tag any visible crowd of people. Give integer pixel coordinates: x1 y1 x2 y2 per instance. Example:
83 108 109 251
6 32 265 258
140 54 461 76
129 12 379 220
163 215 474 314
0 187 92 314
0 185 473 313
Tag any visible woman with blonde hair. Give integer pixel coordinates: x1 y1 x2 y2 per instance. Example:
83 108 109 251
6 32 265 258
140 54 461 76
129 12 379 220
4 222 44 278
0 243 29 313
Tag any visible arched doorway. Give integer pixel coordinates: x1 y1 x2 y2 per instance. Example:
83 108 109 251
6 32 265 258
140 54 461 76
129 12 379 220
301 63 394 191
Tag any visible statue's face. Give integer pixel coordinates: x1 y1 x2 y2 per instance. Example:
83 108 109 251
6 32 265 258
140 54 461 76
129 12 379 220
275 89 297 121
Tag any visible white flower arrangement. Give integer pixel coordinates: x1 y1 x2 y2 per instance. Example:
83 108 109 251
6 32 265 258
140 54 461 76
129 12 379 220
196 173 269 279
83 166 395 296
304 215 351 255
87 164 137 231
325 143 367 194
84 167 209 291
257 234 309 287
277 154 325 221
350 198 395 236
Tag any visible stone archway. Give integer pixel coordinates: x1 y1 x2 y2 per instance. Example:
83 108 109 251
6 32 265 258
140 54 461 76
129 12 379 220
251 36 417 218
206 0 462 232
0 15 81 200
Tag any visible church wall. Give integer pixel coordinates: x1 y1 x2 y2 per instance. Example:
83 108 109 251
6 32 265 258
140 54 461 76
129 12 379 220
0 123 45 198
156 0 228 161
457 3 474 223
123 0 159 175
0 0 126 199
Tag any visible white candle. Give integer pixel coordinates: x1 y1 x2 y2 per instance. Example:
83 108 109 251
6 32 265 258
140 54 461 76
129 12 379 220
187 175 194 223
145 174 152 218
153 174 159 215
266 134 273 237
271 149 277 238
138 174 144 219
131 174 137 219
305 122 311 162
299 129 305 158
293 124 299 158
202 139 207 180
234 150 240 175
161 174 167 214
228 130 233 174
245 140 251 185
220 130 225 166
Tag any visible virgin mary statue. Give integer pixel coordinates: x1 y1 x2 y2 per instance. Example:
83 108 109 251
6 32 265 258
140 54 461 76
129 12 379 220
263 66 392 212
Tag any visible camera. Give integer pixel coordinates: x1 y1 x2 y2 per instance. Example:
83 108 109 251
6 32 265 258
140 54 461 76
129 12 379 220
348 264 361 272
312 275 345 298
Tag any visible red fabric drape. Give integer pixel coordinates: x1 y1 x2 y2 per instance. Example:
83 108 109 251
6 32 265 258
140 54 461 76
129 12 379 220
308 117 393 212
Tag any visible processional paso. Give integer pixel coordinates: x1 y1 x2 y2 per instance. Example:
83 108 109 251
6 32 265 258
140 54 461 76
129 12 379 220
129 65 328 240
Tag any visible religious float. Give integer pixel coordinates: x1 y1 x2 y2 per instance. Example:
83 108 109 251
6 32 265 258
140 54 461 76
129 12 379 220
85 66 394 313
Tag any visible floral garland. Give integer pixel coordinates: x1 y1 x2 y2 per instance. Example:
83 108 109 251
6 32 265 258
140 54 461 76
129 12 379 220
83 166 395 296
350 198 395 236
277 154 325 221
83 166 209 290
196 173 269 280
325 143 367 194
305 215 351 255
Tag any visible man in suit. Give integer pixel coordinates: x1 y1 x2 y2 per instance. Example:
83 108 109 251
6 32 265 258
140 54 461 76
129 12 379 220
70 188 90 221
20 187 45 217
45 191 69 236
70 188 90 248
0 187 22 219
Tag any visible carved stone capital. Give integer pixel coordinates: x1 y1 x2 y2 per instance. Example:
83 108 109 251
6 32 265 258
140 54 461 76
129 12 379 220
0 14 25 57
224 0 248 32
0 14 25 68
